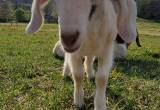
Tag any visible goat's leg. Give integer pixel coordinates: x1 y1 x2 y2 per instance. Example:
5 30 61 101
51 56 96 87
94 44 114 110
63 53 70 77
69 54 85 108
84 56 95 81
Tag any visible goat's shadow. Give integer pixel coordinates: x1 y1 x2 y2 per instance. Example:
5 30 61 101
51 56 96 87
54 54 160 82
113 57 160 80
53 55 160 110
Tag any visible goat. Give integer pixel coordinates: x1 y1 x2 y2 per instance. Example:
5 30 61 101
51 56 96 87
26 0 137 109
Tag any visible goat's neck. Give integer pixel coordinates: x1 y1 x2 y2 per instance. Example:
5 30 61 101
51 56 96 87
87 0 117 38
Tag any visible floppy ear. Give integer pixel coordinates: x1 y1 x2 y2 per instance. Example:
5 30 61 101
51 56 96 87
117 0 137 43
26 0 48 34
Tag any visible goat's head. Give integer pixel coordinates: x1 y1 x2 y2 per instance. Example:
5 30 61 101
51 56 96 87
54 0 96 53
26 0 138 53
26 0 96 53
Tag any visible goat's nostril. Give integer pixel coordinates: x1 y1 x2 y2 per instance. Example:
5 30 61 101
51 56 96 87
61 31 80 47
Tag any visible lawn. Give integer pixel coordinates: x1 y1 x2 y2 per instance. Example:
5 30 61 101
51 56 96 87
0 19 160 110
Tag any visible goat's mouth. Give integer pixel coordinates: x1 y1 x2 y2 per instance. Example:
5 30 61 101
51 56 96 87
61 38 81 53
63 44 80 53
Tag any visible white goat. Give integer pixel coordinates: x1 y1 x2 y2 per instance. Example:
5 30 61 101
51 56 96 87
26 0 137 110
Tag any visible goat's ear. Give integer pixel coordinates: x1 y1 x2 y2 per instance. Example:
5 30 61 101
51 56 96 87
26 0 48 34
117 0 137 43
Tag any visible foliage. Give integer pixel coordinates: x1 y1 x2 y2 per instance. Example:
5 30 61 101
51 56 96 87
137 0 160 20
0 0 13 22
44 0 58 23
1 0 160 23
15 8 29 22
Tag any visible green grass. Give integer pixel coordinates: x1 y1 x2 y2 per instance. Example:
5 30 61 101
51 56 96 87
0 19 160 110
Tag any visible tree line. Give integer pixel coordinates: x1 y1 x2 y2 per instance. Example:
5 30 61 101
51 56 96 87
0 0 160 23
0 0 57 23
137 0 160 20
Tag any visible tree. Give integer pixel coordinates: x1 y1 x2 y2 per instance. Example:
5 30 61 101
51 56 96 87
15 8 26 22
137 0 160 20
144 0 160 20
0 0 13 22
44 0 58 23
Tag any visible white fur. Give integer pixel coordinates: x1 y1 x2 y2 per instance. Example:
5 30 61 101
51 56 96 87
114 42 127 58
53 41 65 58
26 0 137 110
26 0 48 34
113 0 137 43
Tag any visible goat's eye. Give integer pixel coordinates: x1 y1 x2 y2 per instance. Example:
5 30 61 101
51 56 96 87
89 4 97 20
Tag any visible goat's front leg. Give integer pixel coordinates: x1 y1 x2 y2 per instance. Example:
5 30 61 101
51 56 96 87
94 44 114 110
69 54 85 108
84 56 95 81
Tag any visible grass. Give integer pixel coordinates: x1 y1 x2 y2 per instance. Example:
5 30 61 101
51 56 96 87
0 19 160 110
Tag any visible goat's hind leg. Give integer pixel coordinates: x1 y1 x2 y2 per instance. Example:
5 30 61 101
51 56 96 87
63 53 70 77
84 56 95 81
69 54 85 108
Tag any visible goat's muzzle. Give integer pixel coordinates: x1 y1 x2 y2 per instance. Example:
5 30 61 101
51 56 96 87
61 31 80 53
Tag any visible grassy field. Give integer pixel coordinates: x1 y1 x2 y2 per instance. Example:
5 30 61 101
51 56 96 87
0 19 160 110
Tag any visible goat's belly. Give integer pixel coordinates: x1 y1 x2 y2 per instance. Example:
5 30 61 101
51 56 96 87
78 40 106 56
79 47 99 56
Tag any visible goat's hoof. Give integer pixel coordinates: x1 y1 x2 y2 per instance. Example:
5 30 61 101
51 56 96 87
75 104 86 110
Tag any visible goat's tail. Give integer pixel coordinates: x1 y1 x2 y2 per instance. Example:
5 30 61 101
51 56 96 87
26 0 48 34
136 29 142 47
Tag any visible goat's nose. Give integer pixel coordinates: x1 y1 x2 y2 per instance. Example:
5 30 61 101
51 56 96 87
61 31 80 48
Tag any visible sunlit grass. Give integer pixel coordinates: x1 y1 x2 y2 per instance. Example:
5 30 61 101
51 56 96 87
0 19 160 110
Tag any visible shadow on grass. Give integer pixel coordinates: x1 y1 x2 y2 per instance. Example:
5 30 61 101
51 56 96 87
114 58 160 80
54 55 160 109
63 76 73 83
